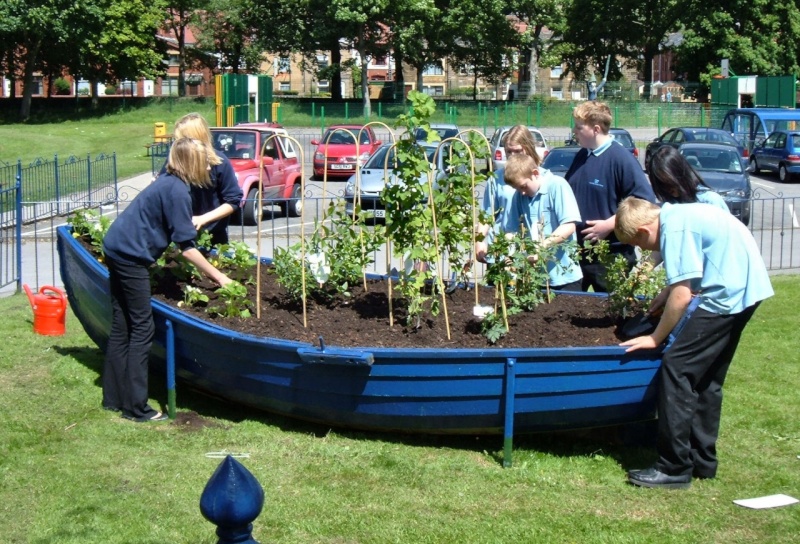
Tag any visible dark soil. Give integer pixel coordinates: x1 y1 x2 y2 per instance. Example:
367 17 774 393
150 262 626 350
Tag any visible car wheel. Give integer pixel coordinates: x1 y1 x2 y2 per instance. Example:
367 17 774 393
779 164 791 183
281 183 303 217
750 157 761 174
242 187 262 226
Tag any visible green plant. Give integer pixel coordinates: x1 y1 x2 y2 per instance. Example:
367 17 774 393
208 280 252 318
586 240 666 318
479 227 570 343
53 77 71 95
66 209 111 258
177 284 209 308
211 241 258 285
382 92 446 328
272 201 385 301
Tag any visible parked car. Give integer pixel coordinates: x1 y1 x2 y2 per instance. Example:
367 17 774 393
344 142 456 219
413 123 461 142
748 129 800 182
564 127 638 159
609 128 639 159
721 107 800 155
488 126 548 170
311 125 383 179
540 145 581 177
679 143 752 225
210 123 303 225
645 127 745 170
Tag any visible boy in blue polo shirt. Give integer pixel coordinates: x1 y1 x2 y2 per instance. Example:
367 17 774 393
502 153 583 290
615 197 773 489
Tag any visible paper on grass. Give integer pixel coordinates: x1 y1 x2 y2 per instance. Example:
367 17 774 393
733 494 799 509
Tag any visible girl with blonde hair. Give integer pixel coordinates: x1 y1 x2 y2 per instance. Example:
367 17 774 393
168 113 242 244
102 138 233 422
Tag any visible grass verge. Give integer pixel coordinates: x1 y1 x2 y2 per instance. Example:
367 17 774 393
0 276 798 543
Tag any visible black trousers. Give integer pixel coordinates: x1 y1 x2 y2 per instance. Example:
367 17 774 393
579 244 637 293
655 303 760 478
102 257 159 420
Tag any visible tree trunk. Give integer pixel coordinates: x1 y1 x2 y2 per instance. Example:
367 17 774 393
642 47 656 100
90 80 100 110
527 44 538 99
19 40 42 121
393 50 404 101
330 46 342 100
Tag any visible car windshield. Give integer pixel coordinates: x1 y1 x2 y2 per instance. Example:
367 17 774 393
323 129 372 145
542 149 579 170
415 127 459 140
683 149 743 173
693 130 737 146
612 133 634 147
364 145 438 169
212 131 257 159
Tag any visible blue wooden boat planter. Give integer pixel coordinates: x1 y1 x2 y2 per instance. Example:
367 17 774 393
57 226 663 465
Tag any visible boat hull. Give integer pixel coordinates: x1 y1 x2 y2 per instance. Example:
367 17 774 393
57 227 661 434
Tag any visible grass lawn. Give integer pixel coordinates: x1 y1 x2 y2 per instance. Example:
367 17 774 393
0 276 798 543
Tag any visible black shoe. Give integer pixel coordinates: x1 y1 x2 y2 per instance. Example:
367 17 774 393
628 467 691 489
102 405 121 413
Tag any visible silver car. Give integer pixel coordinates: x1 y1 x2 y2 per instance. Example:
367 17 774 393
344 142 455 219
488 125 548 170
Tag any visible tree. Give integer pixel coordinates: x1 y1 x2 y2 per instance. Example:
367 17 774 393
507 0 565 99
556 0 695 99
68 0 166 106
165 0 209 97
193 0 263 75
446 0 521 99
676 0 800 96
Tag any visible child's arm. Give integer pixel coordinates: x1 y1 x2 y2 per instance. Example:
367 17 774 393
181 247 232 287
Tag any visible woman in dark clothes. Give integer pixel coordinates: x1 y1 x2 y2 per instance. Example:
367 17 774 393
102 138 233 422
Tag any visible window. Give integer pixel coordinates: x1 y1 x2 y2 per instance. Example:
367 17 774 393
423 62 444 76
316 54 329 70
422 85 444 96
279 82 291 92
161 78 179 96
317 80 329 91
372 56 387 67
32 76 43 96
550 66 563 78
278 57 290 74
119 81 136 96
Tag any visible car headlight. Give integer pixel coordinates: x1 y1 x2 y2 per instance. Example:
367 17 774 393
344 180 355 196
314 152 324 161
358 152 371 165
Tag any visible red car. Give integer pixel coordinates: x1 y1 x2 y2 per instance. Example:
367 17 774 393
211 123 303 224
311 124 382 179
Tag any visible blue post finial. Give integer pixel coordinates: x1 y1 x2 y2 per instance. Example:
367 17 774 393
200 455 265 544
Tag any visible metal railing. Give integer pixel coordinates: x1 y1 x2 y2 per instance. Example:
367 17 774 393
3 191 798 298
0 153 117 224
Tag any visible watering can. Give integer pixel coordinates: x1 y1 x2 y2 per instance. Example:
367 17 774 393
23 284 67 336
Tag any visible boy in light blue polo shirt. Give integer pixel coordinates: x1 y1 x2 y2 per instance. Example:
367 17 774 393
615 197 773 490
503 153 583 290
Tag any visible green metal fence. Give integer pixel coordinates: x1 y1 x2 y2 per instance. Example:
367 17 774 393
272 99 735 136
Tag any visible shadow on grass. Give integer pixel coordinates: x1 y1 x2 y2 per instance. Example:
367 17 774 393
55 342 657 469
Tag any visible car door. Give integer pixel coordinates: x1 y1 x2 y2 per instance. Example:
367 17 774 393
761 132 781 172
259 130 285 198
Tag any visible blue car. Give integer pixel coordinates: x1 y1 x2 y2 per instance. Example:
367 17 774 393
679 143 752 226
645 127 745 171
748 130 800 182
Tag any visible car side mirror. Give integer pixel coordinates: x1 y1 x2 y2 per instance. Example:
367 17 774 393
261 156 274 166
310 140 319 146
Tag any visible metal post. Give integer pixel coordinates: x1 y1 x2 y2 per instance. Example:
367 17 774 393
200 455 264 544
502 357 517 468
166 319 176 419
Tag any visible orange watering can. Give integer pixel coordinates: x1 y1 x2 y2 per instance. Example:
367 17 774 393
23 284 67 336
